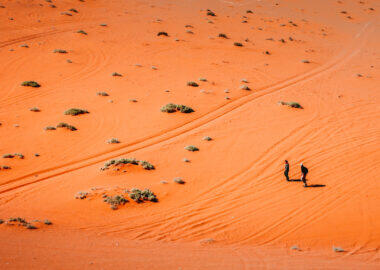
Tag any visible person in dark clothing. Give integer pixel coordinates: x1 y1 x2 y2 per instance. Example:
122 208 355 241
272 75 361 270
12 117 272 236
300 163 308 187
284 160 290 181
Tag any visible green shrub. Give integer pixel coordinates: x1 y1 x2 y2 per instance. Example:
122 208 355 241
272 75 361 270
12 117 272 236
20 44 29 48
69 8 78 13
56 122 77 131
2 154 14 158
75 191 88 199
29 107 40 112
203 136 212 141
100 23 107 26
1 165 11 170
187 81 199 87
44 220 52 225
104 195 128 209
234 42 243 47
207 9 216 16
77 30 87 35
174 177 185 184
140 160 155 170
14 153 24 159
279 101 303 109
161 103 194 113
185 145 199 151
333 246 345 252
21 81 40 87
129 188 157 202
246 10 253 14
44 126 56 131
107 138 120 144
199 78 207 82
64 108 89 116
97 91 109 96
218 33 228 38
240 85 250 90
53 49 67 53
112 72 122 76
157 31 169 36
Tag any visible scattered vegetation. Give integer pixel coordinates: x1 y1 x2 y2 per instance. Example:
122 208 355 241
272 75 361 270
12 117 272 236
160 103 194 113
64 108 89 116
112 72 122 76
97 91 109 96
174 177 185 184
157 31 169 37
77 30 87 35
20 44 29 48
187 81 199 87
203 136 212 141
207 9 216 16
4 217 45 230
21 81 40 87
44 126 56 131
129 188 157 202
29 107 40 112
333 246 345 252
240 85 250 90
53 49 67 53
2 153 24 159
246 10 253 14
69 8 78 13
101 158 155 171
104 194 128 210
75 191 88 199
107 138 120 144
185 145 199 152
0 165 11 170
278 101 303 109
44 219 52 225
56 122 77 131
218 33 228 39
234 42 243 47
199 78 207 82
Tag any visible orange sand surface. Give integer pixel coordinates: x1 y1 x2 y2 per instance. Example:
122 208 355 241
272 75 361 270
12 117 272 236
0 0 379 269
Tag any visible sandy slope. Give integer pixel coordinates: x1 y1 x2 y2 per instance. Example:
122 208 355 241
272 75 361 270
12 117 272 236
0 0 379 269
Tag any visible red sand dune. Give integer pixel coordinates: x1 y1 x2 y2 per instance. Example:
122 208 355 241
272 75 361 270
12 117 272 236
0 0 379 269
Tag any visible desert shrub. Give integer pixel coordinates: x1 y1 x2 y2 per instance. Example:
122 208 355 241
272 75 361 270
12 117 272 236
20 44 29 48
69 8 78 13
203 136 212 141
279 101 303 109
29 107 40 112
112 72 122 76
218 33 228 38
157 31 169 36
199 78 207 82
21 81 40 87
246 10 253 14
77 30 87 35
301 59 310 63
333 246 345 252
129 188 157 202
100 23 107 26
97 91 109 96
207 9 216 16
2 154 14 158
140 160 155 170
234 42 243 47
56 122 77 131
161 103 194 113
26 224 37 229
53 49 67 53
160 103 178 113
187 81 199 87
176 104 194 113
240 85 250 90
44 126 56 130
241 79 249 83
104 195 128 209
185 145 199 152
44 220 52 225
101 158 154 171
14 153 24 159
174 177 185 184
107 138 120 144
66 59 72 63
64 108 89 116
75 191 88 199
8 217 37 229
1 165 11 170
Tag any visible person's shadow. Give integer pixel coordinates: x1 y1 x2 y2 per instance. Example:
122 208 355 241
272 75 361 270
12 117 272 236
288 179 326 187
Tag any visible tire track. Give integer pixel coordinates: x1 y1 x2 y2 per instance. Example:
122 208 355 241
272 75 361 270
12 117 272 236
0 22 372 196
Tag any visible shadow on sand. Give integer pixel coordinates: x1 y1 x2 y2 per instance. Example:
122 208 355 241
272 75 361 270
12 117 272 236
288 179 326 187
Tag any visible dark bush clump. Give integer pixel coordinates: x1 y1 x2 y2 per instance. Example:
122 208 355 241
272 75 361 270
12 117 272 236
234 42 243 47
56 122 77 131
64 108 89 116
218 33 228 39
187 81 199 87
21 81 40 87
112 72 122 77
97 91 109 96
157 31 169 37
279 101 303 109
77 30 87 35
53 49 67 53
207 9 216 16
185 145 199 152
129 188 157 202
44 126 56 131
104 194 128 210
160 103 194 113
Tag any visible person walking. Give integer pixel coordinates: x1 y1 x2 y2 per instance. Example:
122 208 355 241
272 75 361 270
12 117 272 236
284 160 290 181
300 163 308 187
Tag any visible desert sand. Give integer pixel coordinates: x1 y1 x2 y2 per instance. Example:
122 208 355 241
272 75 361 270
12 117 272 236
0 0 379 269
